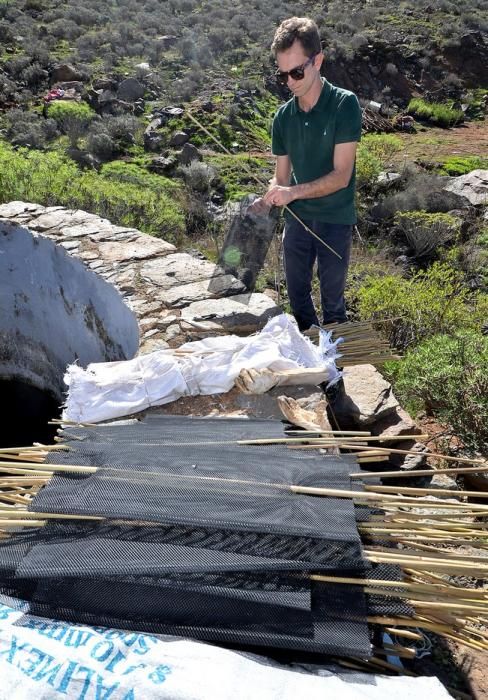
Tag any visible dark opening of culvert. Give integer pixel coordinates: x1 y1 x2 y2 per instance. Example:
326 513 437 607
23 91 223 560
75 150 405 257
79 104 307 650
0 218 140 448
0 380 60 448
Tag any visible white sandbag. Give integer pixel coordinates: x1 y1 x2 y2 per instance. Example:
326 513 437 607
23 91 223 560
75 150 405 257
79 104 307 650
0 600 451 700
62 315 341 423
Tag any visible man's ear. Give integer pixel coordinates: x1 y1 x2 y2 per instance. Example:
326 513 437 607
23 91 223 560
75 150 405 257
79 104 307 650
314 53 324 71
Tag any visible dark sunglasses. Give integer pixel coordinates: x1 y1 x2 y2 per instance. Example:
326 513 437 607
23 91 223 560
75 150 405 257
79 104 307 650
275 54 317 86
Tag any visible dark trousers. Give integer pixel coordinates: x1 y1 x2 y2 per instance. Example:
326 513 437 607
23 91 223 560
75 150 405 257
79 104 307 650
283 218 352 331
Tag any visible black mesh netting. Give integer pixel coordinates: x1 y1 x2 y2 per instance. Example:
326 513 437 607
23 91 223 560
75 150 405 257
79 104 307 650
0 416 411 656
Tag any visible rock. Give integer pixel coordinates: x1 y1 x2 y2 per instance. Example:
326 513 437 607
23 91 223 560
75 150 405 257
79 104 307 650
178 142 202 165
56 81 84 92
97 237 175 263
180 293 280 331
0 202 44 218
117 78 145 102
157 275 246 307
443 169 488 206
141 253 228 290
334 365 400 427
389 441 429 470
98 89 117 105
139 337 170 354
67 148 100 170
144 118 165 151
50 64 83 84
429 473 459 491
163 323 183 342
92 78 118 91
169 130 189 147
373 406 421 438
147 156 177 174
370 179 471 220
160 106 184 118
377 171 401 188
236 387 328 421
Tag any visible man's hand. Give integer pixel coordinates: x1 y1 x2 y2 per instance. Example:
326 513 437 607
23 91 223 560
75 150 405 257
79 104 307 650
263 185 295 208
247 197 272 216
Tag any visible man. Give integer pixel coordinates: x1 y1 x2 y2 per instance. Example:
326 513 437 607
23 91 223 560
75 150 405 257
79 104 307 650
256 17 362 331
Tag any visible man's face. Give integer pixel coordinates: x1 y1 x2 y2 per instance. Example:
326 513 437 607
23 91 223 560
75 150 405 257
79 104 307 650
275 40 322 98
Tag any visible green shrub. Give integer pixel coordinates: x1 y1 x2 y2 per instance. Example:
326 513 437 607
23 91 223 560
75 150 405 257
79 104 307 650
437 155 488 176
0 141 185 241
407 98 464 127
47 100 96 147
356 134 402 191
356 261 488 349
394 210 461 258
385 331 488 452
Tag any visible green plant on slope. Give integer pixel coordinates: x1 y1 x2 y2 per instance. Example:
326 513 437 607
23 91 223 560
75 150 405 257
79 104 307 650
0 141 185 241
437 155 488 176
407 98 464 127
385 331 488 452
47 100 96 147
356 133 402 191
356 261 488 350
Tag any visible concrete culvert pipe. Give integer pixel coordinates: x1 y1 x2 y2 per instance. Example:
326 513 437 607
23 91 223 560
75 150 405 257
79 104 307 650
0 220 139 446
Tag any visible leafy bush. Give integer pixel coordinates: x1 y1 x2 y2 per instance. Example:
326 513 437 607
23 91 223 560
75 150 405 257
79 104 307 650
0 141 185 241
179 161 216 194
437 155 488 176
394 210 461 259
385 331 488 452
356 134 402 191
407 98 464 127
4 109 58 149
356 261 488 349
86 115 140 158
47 100 96 147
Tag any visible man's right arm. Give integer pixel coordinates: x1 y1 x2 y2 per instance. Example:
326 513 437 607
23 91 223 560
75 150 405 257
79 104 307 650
251 155 291 214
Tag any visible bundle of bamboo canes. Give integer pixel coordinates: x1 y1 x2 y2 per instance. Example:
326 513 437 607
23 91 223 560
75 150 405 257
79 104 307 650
0 435 487 659
305 320 401 366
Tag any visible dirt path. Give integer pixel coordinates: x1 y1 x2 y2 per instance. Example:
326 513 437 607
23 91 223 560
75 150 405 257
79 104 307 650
395 118 488 163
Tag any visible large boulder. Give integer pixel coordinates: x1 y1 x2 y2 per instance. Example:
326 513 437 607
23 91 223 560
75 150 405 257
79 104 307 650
178 142 202 165
50 64 84 84
370 181 470 220
443 169 488 206
117 78 145 103
333 364 400 427
180 293 280 332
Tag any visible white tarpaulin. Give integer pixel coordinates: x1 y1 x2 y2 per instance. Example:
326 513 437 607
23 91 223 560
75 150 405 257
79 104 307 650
63 314 341 424
0 599 451 700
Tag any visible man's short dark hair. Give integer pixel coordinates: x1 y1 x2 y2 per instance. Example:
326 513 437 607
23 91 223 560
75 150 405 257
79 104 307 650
271 17 322 58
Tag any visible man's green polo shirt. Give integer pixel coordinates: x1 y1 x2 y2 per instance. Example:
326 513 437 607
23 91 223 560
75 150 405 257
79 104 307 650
271 79 362 224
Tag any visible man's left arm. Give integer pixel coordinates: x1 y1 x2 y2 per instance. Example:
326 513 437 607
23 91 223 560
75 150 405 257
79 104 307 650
263 141 358 208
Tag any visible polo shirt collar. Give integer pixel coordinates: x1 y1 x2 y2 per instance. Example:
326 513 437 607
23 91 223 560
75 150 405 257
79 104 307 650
291 78 332 115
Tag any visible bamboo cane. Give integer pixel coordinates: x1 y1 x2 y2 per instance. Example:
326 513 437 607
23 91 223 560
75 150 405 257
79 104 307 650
291 442 486 467
0 461 96 474
364 484 488 499
352 464 488 479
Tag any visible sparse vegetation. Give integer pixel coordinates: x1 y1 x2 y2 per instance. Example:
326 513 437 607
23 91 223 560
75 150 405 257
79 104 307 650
407 98 464 127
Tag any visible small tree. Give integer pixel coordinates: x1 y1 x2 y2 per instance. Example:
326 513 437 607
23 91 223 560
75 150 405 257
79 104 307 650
48 100 95 148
